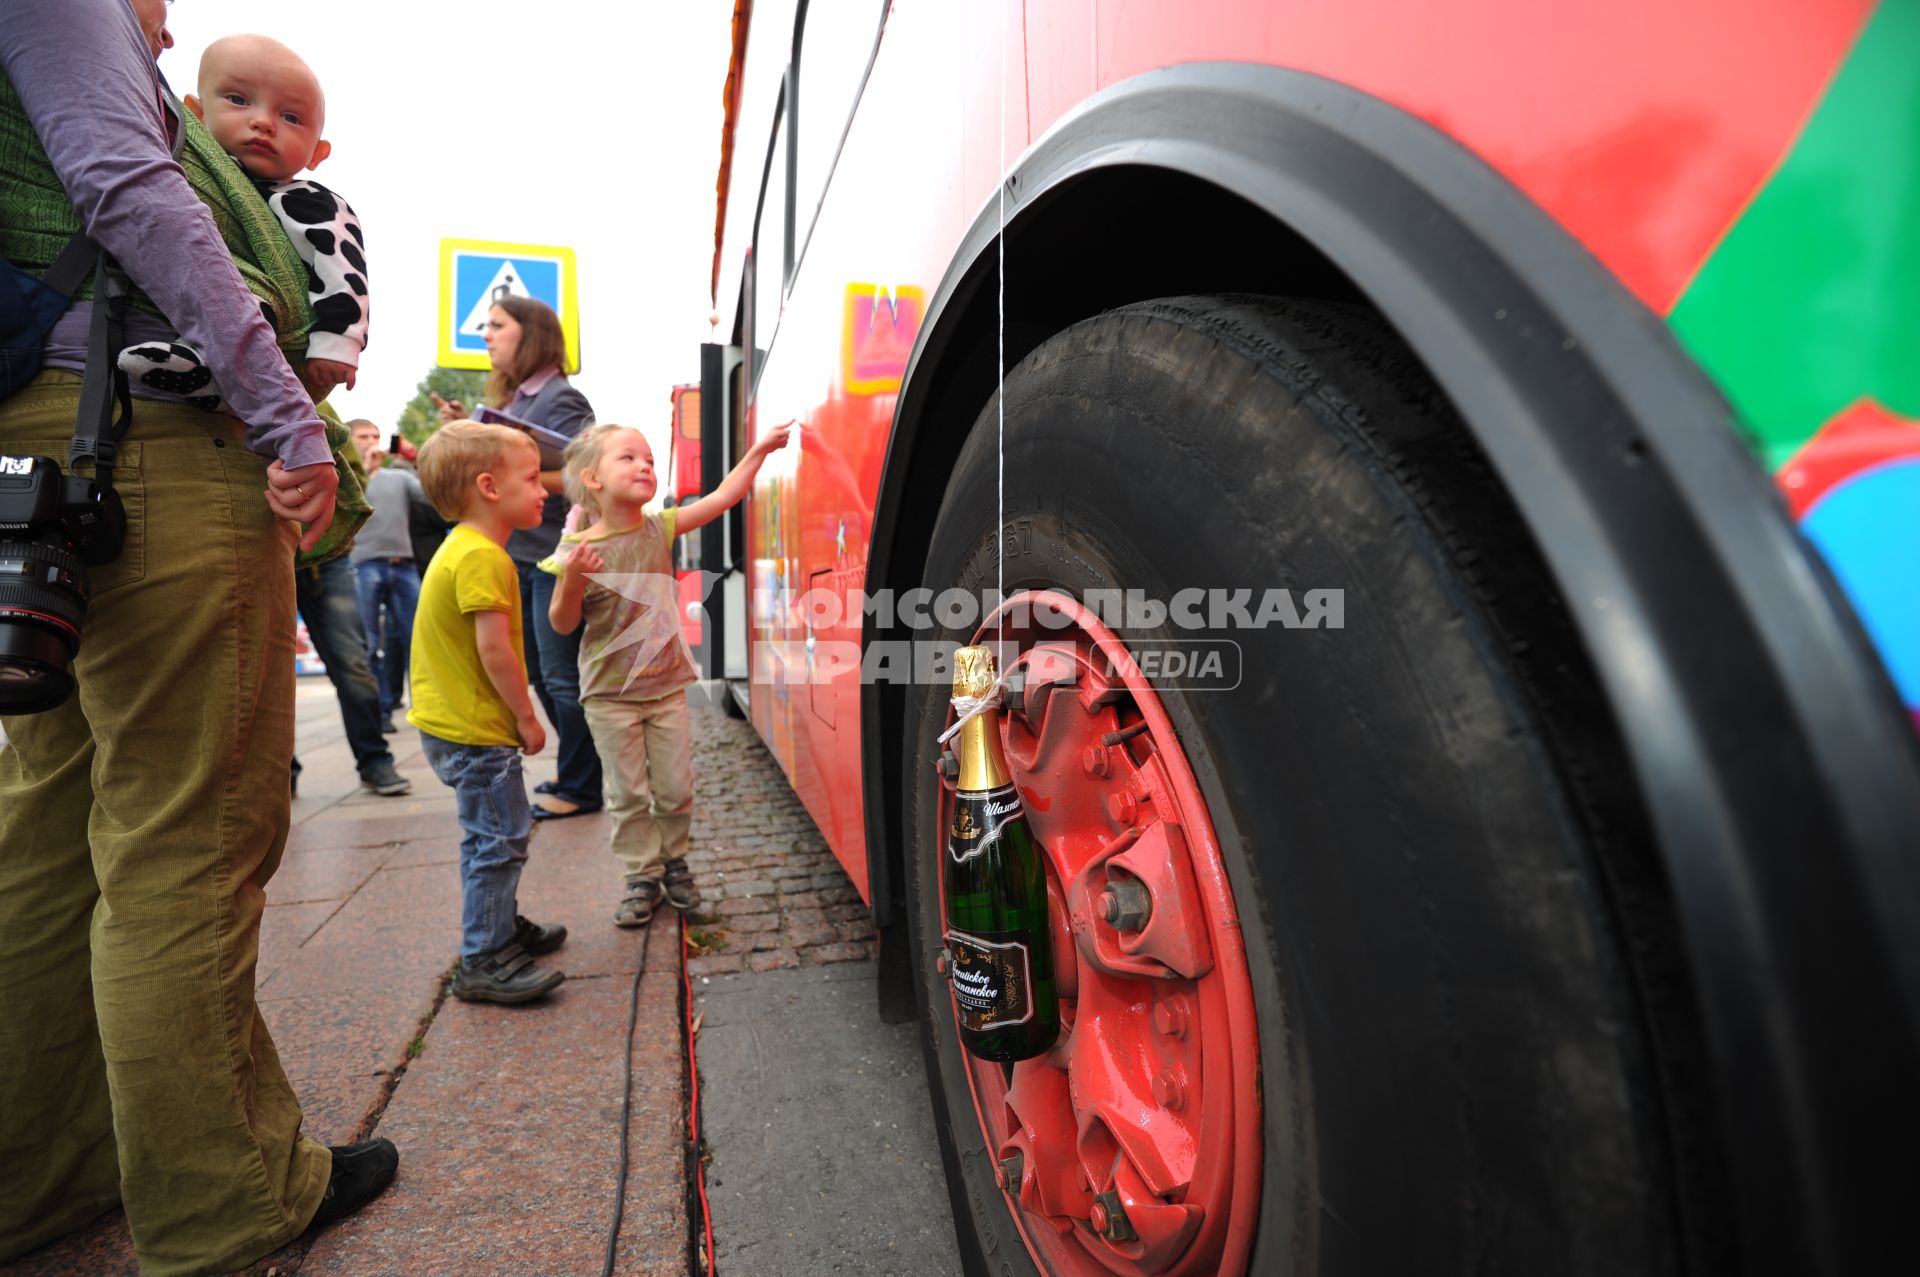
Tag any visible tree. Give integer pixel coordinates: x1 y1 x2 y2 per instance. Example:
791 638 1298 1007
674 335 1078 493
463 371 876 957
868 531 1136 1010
395 366 489 443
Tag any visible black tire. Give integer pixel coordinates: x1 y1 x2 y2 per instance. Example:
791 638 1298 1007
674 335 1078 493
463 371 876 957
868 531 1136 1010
903 296 1722 1276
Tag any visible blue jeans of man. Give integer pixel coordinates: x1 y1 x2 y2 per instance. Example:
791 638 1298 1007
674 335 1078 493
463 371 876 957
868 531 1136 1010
417 732 531 962
295 556 396 780
354 558 419 715
519 561 602 807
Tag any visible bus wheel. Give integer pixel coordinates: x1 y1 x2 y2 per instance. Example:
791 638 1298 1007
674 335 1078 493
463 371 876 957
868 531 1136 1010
903 296 1699 1276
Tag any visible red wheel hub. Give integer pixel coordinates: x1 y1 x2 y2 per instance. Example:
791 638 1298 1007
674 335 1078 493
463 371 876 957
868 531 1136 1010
937 592 1262 1276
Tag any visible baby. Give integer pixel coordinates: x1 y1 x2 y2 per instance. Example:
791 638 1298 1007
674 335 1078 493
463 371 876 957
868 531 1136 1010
119 34 368 405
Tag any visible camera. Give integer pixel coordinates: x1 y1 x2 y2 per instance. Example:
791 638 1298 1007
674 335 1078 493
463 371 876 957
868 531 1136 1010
0 454 126 714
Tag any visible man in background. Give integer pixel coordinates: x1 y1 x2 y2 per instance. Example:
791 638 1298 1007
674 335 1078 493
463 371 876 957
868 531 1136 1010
348 420 424 729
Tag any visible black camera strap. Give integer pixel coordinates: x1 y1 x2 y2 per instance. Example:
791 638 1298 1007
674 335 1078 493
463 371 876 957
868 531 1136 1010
68 249 133 491
66 97 185 492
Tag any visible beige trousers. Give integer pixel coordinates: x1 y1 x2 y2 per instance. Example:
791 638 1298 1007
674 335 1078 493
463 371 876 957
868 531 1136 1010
0 374 329 1276
582 692 693 880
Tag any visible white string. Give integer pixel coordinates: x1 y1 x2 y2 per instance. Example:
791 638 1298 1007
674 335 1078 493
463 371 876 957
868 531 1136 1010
996 0 1007 641
939 677 1008 746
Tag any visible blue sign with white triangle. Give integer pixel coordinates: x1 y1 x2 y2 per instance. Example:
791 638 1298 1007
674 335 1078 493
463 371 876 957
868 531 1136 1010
437 238 579 372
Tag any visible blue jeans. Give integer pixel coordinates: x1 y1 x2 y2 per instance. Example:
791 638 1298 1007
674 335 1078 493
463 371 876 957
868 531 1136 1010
354 559 420 714
418 732 531 961
295 556 395 779
520 561 602 807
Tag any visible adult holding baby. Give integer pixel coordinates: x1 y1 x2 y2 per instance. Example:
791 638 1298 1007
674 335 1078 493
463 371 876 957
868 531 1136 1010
0 1 394 1273
434 295 603 820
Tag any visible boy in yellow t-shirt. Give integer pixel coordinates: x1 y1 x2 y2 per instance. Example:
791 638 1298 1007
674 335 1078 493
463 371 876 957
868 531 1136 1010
410 421 568 1004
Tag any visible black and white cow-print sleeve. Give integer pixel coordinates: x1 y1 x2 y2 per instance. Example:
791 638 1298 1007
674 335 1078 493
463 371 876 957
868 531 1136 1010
264 178 370 366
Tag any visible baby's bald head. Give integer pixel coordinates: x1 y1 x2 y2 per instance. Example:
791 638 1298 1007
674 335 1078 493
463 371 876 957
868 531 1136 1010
188 35 332 181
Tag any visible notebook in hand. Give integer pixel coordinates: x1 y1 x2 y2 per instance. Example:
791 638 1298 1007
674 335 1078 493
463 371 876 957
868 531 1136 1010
471 403 571 468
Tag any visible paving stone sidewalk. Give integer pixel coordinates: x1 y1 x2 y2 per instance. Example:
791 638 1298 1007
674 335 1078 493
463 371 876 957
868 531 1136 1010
679 709 876 980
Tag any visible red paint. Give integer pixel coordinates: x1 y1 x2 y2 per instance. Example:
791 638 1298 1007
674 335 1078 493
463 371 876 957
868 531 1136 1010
1035 0 1874 313
1777 398 1920 520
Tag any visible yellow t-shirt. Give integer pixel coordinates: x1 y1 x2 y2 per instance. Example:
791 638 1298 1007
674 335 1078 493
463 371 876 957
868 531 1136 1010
406 524 526 748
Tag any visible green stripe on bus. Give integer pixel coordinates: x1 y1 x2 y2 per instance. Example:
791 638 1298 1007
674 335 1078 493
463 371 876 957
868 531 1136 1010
1669 0 1920 471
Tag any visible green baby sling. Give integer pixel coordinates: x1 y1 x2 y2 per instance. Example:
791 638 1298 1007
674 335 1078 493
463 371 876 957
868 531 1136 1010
0 71 368 562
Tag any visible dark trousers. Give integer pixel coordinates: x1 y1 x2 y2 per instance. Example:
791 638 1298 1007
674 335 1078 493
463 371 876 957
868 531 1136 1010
354 558 420 714
297 555 396 780
518 560 601 806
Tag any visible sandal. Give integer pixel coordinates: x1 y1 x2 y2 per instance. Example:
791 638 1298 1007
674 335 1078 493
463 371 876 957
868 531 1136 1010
615 876 664 928
662 858 701 911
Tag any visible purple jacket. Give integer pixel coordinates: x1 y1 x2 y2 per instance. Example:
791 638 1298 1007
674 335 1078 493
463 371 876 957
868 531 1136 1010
0 0 329 469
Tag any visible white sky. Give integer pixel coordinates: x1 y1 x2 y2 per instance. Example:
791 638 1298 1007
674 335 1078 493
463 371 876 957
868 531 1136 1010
163 1 737 464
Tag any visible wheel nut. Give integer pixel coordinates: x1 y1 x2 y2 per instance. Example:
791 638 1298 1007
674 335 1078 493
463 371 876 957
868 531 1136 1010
1100 876 1153 932
1108 790 1137 823
1153 1067 1187 1110
1152 995 1190 1039
1090 1190 1136 1242
1083 744 1110 777
937 751 958 780
999 1151 1024 1196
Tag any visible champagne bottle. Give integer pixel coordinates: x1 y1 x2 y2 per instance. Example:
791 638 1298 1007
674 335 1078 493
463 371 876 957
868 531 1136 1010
944 645 1060 1062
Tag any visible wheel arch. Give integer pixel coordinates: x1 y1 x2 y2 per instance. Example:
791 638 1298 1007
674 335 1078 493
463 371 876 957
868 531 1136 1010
861 62 1920 1276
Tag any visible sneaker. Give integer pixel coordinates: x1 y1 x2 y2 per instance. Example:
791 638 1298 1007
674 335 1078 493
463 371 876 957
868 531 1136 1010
662 858 701 911
511 913 567 955
449 943 564 1004
359 761 411 797
614 876 663 929
306 1137 399 1233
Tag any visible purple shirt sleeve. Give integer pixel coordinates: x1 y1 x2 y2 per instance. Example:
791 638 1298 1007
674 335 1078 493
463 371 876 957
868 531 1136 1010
1 0 331 470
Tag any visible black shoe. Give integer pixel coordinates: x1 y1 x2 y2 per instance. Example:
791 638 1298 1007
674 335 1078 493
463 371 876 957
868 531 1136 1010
662 858 701 911
380 715 398 734
450 943 564 1004
511 914 567 955
291 756 302 799
530 797 602 821
307 1137 399 1233
533 779 559 796
359 760 412 797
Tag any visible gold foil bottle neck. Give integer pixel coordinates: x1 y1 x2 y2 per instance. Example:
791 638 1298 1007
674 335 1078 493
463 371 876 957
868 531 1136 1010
952 645 998 699
951 646 1011 791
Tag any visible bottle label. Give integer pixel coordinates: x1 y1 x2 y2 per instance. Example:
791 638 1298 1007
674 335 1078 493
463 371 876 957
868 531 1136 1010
948 785 1023 865
945 927 1035 1029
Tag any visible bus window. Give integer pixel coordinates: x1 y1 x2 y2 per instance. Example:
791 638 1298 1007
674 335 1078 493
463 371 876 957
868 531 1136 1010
793 0 888 268
750 92 790 398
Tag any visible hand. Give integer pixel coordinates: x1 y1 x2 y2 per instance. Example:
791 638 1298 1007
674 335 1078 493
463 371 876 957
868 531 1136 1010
265 459 338 552
563 543 605 578
752 421 793 457
430 393 466 424
516 713 547 757
308 358 357 391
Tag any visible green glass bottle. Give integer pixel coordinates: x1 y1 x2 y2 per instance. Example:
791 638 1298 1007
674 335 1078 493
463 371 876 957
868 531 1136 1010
944 645 1060 1062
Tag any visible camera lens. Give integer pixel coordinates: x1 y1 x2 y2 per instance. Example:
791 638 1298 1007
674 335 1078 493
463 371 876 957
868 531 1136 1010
0 539 89 714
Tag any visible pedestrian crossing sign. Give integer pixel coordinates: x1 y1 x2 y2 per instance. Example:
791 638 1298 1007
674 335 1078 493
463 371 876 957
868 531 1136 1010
437 237 580 372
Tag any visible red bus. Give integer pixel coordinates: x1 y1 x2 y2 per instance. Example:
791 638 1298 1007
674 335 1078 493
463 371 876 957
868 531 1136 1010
664 382 706 660
696 4 1920 1275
